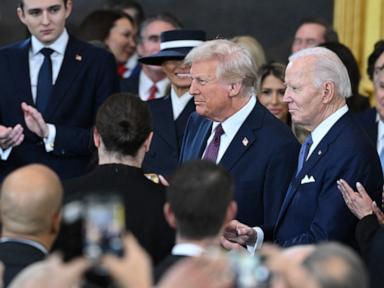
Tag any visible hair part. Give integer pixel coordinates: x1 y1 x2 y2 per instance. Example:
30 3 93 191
289 46 352 98
95 93 152 157
167 160 234 239
185 39 258 97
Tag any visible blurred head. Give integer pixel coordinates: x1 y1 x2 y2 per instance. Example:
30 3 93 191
105 0 145 27
95 93 152 158
187 39 258 122
17 0 72 45
138 13 182 73
367 41 384 119
1 164 62 244
231 35 266 70
292 18 338 54
77 10 136 64
165 160 236 240
303 243 369 288
257 62 289 123
284 47 350 131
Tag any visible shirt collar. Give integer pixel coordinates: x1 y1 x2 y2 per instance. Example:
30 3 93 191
31 28 69 56
0 237 48 255
171 243 205 256
212 96 256 137
310 105 348 154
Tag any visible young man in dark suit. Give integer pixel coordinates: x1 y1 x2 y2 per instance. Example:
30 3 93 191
0 164 63 287
0 0 119 180
180 39 300 228
154 160 237 283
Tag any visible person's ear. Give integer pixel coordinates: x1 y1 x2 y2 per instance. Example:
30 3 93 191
163 202 177 229
51 212 61 235
228 82 242 97
17 7 27 25
65 0 73 18
143 132 153 153
321 81 336 103
93 127 101 148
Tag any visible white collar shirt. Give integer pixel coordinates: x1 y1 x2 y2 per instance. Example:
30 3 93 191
138 70 169 101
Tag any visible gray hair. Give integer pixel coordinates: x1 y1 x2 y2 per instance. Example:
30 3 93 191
303 242 369 288
185 39 258 97
289 47 352 98
138 13 182 43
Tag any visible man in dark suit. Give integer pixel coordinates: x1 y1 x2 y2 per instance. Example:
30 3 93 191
138 29 206 178
154 160 237 283
120 13 182 100
222 47 383 249
180 39 300 228
0 0 119 181
60 93 174 265
0 164 63 287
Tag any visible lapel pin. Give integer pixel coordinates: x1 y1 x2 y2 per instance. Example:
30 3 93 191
318 150 322 155
75 54 82 61
242 137 249 146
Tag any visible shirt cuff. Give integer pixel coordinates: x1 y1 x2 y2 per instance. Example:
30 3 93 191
43 124 56 152
0 146 12 160
246 227 264 256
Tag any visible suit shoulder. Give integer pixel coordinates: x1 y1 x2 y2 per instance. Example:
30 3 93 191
69 37 115 61
0 39 29 55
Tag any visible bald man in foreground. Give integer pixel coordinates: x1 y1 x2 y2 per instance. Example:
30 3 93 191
0 164 63 287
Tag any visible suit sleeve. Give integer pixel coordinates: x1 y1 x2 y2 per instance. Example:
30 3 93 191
276 151 383 246
51 51 119 156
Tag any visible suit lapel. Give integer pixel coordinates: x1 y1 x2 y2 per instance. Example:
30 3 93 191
45 37 85 119
219 102 262 171
12 39 34 107
153 97 178 149
275 112 351 227
195 118 212 158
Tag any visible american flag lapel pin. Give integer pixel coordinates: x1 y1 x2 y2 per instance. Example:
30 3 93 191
75 54 82 61
242 137 249 146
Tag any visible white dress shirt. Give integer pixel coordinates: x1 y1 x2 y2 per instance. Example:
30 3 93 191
138 70 169 101
377 114 384 155
202 96 256 163
171 243 205 256
170 88 193 120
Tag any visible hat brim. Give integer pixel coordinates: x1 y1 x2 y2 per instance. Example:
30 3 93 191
139 47 193 66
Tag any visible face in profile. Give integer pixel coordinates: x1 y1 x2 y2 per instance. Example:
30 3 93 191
105 17 136 64
374 52 384 120
17 0 72 45
258 74 289 123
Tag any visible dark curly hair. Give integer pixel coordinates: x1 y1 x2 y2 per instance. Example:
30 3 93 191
96 93 152 157
367 40 384 80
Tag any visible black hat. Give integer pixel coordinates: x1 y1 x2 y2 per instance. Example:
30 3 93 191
139 29 206 66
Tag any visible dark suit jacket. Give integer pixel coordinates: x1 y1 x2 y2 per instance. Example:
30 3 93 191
0 36 119 180
143 96 195 178
179 102 300 227
154 254 186 284
0 241 46 287
120 64 140 94
357 107 377 145
274 111 383 247
59 164 175 265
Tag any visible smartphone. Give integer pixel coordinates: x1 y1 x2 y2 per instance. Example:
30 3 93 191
83 195 125 262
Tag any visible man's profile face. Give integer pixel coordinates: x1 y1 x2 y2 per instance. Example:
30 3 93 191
189 59 233 122
17 0 72 45
283 57 323 131
291 23 326 54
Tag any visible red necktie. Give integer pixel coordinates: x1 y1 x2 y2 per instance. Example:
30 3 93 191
148 84 158 100
117 64 128 78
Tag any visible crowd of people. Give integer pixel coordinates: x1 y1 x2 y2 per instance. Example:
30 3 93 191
0 0 384 287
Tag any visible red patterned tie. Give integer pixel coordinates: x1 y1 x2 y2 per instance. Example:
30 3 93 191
148 84 158 100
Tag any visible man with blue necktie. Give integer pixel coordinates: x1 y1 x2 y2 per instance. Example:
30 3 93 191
0 0 119 180
222 47 383 249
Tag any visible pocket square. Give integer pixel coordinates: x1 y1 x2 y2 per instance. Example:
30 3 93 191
301 175 315 184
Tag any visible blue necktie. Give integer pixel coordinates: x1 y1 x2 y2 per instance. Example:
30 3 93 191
203 124 224 163
296 134 313 176
36 48 54 113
